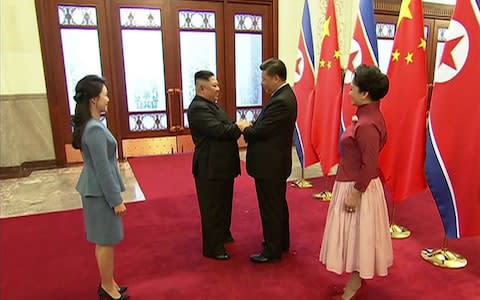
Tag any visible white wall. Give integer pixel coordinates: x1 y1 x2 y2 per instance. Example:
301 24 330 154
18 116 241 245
0 0 46 95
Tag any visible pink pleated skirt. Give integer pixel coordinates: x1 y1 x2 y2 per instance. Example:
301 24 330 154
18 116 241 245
319 178 393 279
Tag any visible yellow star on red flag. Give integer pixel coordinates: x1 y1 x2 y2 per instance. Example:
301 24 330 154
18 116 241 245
323 16 331 38
392 49 401 62
334 50 341 60
405 52 414 64
397 0 413 26
418 38 426 50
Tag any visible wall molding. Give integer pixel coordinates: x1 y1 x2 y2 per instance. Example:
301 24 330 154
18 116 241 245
0 93 48 102
0 159 57 179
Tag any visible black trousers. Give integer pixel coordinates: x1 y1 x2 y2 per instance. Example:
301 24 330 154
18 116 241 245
194 177 234 256
254 178 290 258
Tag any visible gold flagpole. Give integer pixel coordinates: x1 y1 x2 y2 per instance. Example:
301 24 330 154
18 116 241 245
421 236 467 269
292 167 313 189
389 202 411 239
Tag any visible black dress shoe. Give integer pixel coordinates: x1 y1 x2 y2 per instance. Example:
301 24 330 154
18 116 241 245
250 253 281 264
261 241 289 253
98 286 130 300
99 285 128 294
204 252 230 260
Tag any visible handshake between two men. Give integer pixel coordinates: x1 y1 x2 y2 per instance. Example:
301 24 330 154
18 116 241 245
236 118 252 133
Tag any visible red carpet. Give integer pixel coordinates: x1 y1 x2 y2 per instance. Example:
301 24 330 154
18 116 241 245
1 153 479 300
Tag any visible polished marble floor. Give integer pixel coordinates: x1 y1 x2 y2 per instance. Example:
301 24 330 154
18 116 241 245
0 149 326 218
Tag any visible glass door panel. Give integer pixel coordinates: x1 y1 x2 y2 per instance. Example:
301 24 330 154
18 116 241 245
119 7 168 132
376 22 395 74
58 5 103 117
234 14 263 122
178 10 218 127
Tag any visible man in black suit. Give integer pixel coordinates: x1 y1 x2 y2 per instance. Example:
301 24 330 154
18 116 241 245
187 70 241 260
237 59 297 263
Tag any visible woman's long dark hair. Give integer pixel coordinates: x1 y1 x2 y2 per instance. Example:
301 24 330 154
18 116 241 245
72 75 106 149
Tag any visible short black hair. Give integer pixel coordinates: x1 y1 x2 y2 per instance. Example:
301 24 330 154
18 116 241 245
194 70 215 84
260 58 287 81
352 64 389 101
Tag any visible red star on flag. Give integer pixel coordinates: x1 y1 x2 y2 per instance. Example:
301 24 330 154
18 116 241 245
347 50 359 73
441 35 464 70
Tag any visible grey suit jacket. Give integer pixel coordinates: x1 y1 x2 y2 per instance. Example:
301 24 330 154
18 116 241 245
76 119 125 208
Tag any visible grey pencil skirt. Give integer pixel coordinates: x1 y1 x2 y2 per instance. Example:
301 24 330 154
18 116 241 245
81 196 124 245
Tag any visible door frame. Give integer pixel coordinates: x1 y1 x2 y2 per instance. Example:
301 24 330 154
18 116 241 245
35 0 121 164
35 0 278 165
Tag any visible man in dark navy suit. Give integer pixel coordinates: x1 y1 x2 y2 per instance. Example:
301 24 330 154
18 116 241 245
187 71 241 260
237 59 298 263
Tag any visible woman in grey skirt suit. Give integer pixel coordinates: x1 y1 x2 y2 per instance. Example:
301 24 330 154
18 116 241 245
72 75 129 300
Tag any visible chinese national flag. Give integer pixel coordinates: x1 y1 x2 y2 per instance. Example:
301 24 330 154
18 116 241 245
426 0 480 238
379 0 428 202
311 0 343 174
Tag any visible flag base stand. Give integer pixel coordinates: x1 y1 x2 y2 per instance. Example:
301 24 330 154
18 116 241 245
389 224 411 239
421 248 467 269
313 191 332 201
292 179 313 189
291 168 313 189
389 204 411 239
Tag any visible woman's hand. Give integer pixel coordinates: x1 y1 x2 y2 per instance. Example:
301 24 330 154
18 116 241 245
114 203 127 217
344 189 362 213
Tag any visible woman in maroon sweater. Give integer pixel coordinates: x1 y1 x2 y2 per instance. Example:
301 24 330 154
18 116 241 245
320 65 393 300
